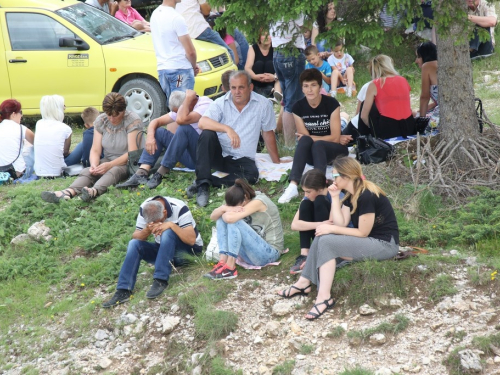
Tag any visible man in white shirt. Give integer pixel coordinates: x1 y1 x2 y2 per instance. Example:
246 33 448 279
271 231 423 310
176 0 236 62
85 0 118 16
150 0 199 103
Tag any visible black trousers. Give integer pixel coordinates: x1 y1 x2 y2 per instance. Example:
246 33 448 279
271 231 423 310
358 101 416 139
299 195 331 249
470 26 494 56
195 130 259 188
289 136 348 183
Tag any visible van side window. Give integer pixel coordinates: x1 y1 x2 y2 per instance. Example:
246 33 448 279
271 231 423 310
7 13 77 51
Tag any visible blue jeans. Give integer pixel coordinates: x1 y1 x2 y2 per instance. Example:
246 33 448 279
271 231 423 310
117 229 201 290
158 68 195 105
273 50 306 112
197 27 236 63
138 126 198 170
64 142 83 166
216 218 280 266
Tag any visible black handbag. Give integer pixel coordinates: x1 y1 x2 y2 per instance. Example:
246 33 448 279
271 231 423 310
356 134 395 164
0 124 23 178
127 131 163 176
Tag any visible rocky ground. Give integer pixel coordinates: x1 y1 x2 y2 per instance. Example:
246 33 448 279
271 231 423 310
2 255 500 375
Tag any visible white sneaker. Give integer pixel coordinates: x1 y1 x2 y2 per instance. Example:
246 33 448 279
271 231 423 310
346 87 352 98
278 184 299 204
329 89 337 98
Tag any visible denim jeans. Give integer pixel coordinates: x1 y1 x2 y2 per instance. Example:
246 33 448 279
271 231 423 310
138 126 197 170
64 142 83 166
469 26 494 55
158 68 195 105
197 27 236 63
216 218 280 266
116 229 201 291
273 50 306 112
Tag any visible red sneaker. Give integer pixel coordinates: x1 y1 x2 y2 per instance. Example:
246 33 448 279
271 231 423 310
203 261 226 279
213 264 238 280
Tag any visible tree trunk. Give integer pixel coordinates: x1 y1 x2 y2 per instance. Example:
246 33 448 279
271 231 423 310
436 0 478 146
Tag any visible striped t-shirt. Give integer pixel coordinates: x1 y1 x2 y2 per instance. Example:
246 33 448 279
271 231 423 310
136 196 203 248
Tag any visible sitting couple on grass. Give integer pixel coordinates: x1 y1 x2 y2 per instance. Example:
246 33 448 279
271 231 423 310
278 157 400 320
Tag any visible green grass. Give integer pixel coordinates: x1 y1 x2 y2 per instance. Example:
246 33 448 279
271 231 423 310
428 274 458 301
339 367 375 375
272 360 295 375
347 314 410 342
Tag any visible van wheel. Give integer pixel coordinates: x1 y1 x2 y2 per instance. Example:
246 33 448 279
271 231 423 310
118 78 167 123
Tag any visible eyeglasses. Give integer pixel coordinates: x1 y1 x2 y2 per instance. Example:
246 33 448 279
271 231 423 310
19 110 23 115
332 173 340 178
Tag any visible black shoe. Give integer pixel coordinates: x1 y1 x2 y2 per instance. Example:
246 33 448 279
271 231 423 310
146 279 168 299
336 257 352 269
102 289 132 308
146 172 163 189
186 182 198 199
196 184 210 207
290 255 307 274
116 173 149 188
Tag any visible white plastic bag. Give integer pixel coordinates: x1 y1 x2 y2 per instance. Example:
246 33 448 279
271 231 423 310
204 227 220 261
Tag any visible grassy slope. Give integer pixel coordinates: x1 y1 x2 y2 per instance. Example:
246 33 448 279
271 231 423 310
1 28 500 373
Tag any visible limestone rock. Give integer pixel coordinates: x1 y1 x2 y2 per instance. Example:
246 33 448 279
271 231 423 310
290 321 302 334
265 321 280 336
375 368 392 375
162 316 180 334
120 313 138 325
254 335 263 344
272 302 294 316
95 329 109 341
191 353 204 365
98 357 112 369
359 304 377 315
459 349 482 373
11 233 31 245
192 365 202 375
369 333 386 345
389 298 403 308
494 356 500 363
27 221 52 242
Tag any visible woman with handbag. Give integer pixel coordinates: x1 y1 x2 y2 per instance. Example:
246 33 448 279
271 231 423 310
278 157 399 320
0 99 35 178
278 68 349 204
360 55 416 139
41 93 143 203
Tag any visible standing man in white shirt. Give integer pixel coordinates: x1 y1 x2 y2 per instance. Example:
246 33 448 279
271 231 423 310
150 0 199 105
176 0 236 63
85 0 118 16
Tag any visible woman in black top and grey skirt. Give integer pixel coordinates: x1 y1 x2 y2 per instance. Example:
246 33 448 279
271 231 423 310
278 157 399 320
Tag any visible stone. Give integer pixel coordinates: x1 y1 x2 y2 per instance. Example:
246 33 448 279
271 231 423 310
123 326 132 335
373 295 390 308
27 221 52 242
484 75 492 83
389 298 403 308
133 322 144 334
95 340 107 348
288 338 304 351
494 356 500 363
437 297 453 312
369 333 386 345
409 366 421 373
272 302 294 316
359 304 377 315
265 321 280 336
459 349 482 373
191 353 204 365
59 331 69 340
95 329 109 341
120 313 138 325
170 304 180 314
258 365 270 374
431 322 443 331
296 355 306 360
290 321 301 334
466 257 477 266
449 249 459 256
98 357 112 369
422 356 431 365
348 336 362 346
375 368 392 375
161 316 180 334
192 365 202 375
10 234 31 245
254 336 263 344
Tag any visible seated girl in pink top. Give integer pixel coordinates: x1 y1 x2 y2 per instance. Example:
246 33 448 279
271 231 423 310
115 0 150 32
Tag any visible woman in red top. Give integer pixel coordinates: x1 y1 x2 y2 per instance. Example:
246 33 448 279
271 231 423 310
360 55 416 139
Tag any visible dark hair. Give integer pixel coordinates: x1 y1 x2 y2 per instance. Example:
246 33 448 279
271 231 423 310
225 178 256 206
221 70 232 92
300 169 328 190
304 45 319 57
416 42 437 63
299 68 323 86
317 2 337 33
0 99 21 121
102 93 127 116
335 39 344 48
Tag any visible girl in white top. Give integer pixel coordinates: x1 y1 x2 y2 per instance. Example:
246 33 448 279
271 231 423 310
0 99 35 177
34 95 73 177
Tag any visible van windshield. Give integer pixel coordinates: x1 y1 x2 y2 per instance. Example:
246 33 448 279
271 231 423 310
56 3 141 44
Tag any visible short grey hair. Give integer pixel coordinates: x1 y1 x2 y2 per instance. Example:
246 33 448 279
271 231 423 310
142 201 164 223
168 91 186 111
229 70 252 87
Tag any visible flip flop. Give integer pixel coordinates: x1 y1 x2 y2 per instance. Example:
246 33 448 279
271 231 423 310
278 284 311 299
81 187 98 202
305 298 336 320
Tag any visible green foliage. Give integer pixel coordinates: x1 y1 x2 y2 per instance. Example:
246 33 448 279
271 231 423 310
299 344 315 355
194 306 238 340
428 274 458 301
471 332 500 355
339 367 375 375
208 357 243 375
347 314 410 341
272 360 295 375
442 346 467 375
328 325 346 338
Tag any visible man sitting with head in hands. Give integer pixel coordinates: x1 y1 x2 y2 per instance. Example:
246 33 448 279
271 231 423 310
117 90 212 190
102 195 203 307
188 70 281 207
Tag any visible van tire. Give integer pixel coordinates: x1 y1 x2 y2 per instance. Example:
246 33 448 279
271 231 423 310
118 78 167 123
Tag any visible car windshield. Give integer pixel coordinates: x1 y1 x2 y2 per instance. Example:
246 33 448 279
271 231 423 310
56 3 141 44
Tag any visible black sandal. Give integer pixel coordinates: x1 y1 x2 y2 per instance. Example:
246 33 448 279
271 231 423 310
278 284 311 299
81 187 98 202
41 189 75 204
305 298 336 320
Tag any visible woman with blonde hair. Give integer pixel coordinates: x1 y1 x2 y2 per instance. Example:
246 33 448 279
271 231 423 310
41 93 143 203
278 157 399 320
360 54 416 139
34 95 73 177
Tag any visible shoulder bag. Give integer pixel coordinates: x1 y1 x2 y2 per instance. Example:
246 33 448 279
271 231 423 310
355 119 395 165
0 124 23 178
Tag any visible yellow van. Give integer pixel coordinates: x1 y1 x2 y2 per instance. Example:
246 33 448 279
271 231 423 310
0 0 235 121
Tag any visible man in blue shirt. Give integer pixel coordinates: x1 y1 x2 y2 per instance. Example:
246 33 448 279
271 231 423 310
190 71 281 206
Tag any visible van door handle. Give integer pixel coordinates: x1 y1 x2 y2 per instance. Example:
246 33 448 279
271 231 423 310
9 59 27 63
